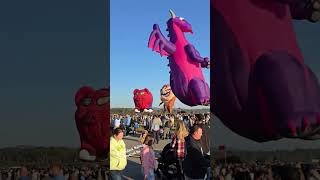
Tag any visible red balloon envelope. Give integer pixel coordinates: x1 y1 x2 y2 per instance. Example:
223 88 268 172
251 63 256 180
75 86 109 161
133 88 153 113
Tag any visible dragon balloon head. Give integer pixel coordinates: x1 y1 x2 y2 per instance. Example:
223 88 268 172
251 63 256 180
160 84 175 101
167 9 193 34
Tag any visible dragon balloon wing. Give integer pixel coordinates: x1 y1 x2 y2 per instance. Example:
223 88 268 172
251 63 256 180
148 24 176 57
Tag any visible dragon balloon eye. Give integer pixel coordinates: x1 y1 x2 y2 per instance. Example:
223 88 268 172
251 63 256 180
179 17 184 20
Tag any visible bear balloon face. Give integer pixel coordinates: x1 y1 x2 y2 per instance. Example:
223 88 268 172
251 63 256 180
74 86 110 160
133 88 153 111
75 87 109 124
160 84 175 102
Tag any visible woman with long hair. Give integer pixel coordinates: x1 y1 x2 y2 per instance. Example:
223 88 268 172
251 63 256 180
171 120 189 180
140 130 149 144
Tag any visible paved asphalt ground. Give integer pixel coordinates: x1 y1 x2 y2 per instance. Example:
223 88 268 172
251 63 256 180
121 134 171 180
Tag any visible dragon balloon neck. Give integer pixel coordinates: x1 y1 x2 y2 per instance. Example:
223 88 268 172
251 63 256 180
167 20 188 44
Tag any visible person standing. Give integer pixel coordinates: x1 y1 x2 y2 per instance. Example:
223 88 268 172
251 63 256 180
171 115 177 128
196 120 211 180
140 130 149 144
113 115 121 129
195 120 210 156
134 120 139 135
163 121 171 139
171 120 189 180
125 114 131 136
151 115 162 144
110 128 127 180
142 116 147 129
147 115 153 131
140 135 157 180
183 116 191 131
184 125 211 180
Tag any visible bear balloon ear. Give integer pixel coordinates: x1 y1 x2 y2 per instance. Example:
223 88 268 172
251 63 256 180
134 89 139 94
75 86 95 106
144 88 150 93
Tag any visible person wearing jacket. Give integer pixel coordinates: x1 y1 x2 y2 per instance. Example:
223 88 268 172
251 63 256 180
172 120 189 180
110 128 127 180
140 135 157 180
183 125 211 180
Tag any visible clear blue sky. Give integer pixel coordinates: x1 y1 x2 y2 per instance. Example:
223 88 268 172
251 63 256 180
110 0 210 109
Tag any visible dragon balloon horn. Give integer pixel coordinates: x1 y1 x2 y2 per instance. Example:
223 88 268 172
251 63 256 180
169 9 176 18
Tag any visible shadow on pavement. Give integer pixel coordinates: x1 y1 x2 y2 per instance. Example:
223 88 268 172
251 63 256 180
123 159 143 180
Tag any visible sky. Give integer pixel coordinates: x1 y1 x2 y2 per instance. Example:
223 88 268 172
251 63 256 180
212 20 320 150
0 0 108 147
110 0 210 109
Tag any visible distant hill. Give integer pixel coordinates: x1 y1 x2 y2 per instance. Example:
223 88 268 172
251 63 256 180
110 108 210 114
0 146 79 167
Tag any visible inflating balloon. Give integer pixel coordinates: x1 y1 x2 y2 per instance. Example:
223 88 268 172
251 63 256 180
159 84 176 113
212 0 320 142
148 10 210 107
133 88 153 113
75 86 109 161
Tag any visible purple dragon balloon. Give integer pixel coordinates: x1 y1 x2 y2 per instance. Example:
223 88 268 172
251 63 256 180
212 0 320 142
148 10 210 107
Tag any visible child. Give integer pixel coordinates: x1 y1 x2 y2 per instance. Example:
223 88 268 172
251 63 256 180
159 126 164 140
134 121 139 135
140 135 156 180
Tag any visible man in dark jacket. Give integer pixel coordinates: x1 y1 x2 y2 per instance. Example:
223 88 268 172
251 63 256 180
194 117 210 155
183 125 211 180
